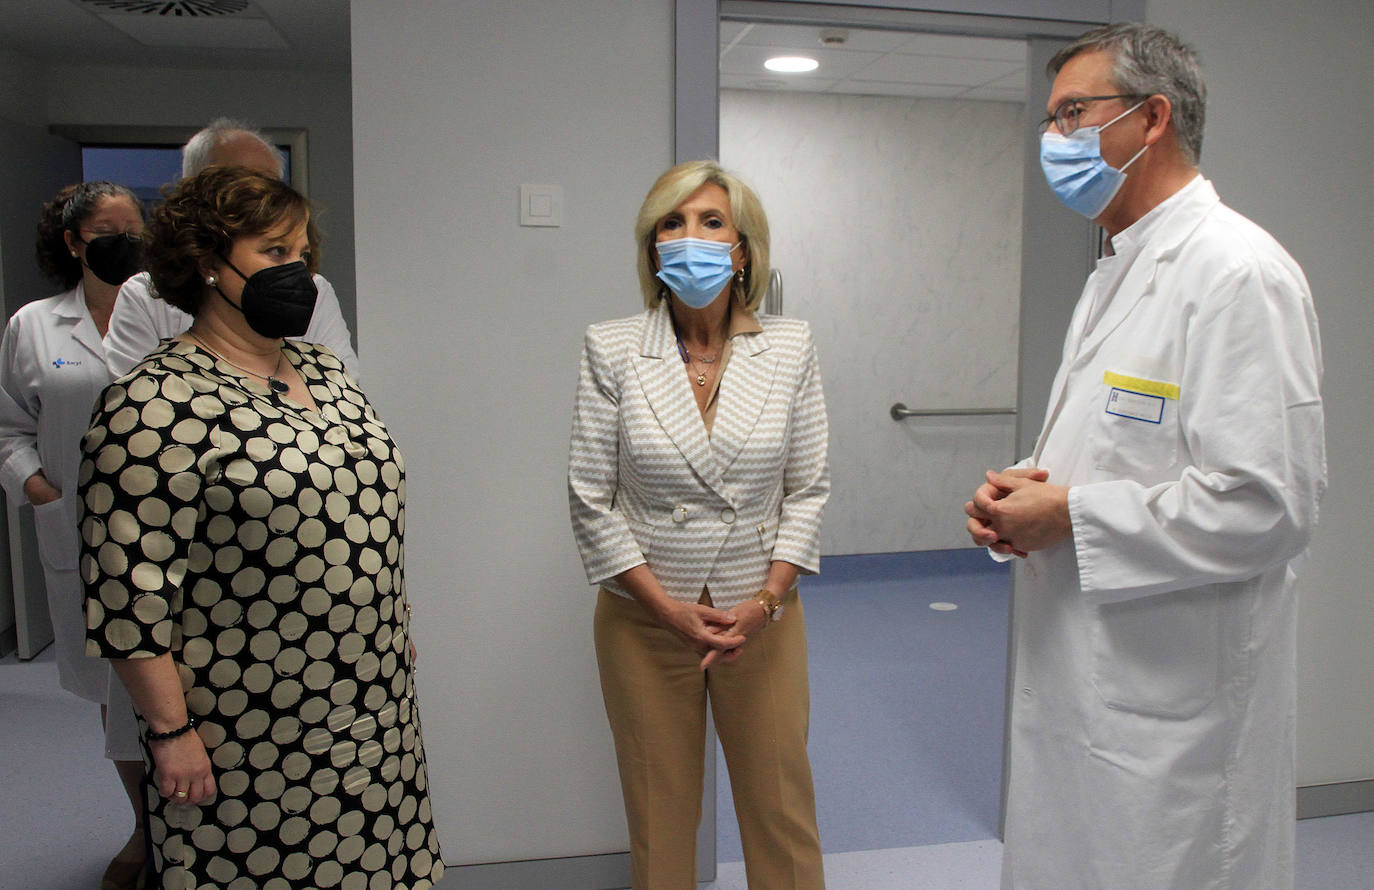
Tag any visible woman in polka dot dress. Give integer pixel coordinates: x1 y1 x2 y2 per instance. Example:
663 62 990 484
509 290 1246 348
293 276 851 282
80 166 444 889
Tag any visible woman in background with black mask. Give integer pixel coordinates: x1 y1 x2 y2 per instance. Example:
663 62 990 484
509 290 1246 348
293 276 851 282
80 167 444 889
0 180 147 890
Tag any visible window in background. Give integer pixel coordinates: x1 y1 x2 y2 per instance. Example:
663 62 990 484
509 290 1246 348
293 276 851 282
81 144 293 209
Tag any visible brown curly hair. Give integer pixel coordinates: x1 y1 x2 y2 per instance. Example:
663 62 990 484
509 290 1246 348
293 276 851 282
35 181 143 288
145 166 320 315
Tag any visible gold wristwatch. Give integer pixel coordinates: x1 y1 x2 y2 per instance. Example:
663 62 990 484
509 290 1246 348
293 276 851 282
754 589 784 624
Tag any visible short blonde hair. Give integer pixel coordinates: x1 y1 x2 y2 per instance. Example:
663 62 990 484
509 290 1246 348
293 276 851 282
634 160 770 311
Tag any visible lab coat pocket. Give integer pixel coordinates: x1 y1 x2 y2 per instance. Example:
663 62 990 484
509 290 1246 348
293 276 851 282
1089 371 1180 477
1092 585 1222 719
33 494 81 571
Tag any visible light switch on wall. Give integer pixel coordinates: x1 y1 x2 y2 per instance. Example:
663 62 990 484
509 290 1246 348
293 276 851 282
519 184 563 227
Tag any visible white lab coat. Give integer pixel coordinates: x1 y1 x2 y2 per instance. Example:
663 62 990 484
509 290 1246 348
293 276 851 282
0 284 140 759
1000 178 1325 890
104 270 362 379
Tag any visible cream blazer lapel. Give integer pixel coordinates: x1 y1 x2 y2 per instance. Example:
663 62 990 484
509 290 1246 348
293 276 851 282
631 302 725 495
711 326 778 477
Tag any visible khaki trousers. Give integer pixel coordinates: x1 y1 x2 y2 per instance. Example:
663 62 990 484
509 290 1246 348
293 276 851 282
594 588 825 890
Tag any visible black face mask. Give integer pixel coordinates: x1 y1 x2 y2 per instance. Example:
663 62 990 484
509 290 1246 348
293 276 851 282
215 258 318 339
80 233 142 286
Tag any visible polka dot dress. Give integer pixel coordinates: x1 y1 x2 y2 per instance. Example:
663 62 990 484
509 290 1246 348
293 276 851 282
80 339 444 890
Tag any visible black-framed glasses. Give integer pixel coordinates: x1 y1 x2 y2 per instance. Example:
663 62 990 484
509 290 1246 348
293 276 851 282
1037 94 1149 137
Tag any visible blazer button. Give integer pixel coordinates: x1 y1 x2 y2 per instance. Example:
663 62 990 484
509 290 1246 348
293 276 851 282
720 507 736 524
672 506 688 523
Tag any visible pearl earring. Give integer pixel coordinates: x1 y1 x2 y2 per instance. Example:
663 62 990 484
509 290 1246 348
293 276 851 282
206 275 217 286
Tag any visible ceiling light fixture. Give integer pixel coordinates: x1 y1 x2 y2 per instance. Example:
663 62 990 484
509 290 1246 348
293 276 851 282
764 55 819 73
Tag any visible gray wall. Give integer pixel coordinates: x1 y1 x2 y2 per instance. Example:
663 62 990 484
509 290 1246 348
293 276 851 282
0 49 45 126
0 48 83 656
1148 0 1374 789
350 0 675 867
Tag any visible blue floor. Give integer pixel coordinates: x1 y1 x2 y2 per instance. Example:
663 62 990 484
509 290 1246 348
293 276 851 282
717 549 1011 861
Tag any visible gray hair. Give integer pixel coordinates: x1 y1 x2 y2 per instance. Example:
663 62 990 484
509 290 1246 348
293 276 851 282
181 117 285 178
1049 23 1206 166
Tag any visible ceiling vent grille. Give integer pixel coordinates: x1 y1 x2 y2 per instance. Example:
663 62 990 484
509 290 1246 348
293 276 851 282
77 0 250 16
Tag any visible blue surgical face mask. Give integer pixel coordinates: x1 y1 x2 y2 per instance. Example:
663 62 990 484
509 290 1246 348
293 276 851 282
1039 101 1147 219
655 237 739 309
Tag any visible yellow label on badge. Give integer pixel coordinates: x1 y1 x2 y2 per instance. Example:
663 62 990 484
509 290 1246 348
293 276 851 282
1103 371 1180 400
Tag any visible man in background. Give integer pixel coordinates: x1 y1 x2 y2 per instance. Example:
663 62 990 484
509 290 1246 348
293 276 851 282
104 117 360 378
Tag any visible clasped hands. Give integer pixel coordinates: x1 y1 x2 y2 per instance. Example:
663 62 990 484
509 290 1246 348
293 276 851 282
661 599 769 670
964 467 1072 557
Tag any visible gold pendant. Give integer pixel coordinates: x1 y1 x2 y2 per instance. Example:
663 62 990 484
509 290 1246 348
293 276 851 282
696 374 707 386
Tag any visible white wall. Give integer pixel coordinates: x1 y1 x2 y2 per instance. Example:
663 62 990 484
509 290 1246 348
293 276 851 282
39 63 357 336
350 0 675 866
721 88 1023 554
1147 0 1374 789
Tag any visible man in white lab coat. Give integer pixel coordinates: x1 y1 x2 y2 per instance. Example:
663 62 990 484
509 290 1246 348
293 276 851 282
103 118 361 379
965 23 1325 890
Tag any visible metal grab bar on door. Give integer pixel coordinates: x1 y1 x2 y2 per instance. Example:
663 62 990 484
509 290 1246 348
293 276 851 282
764 268 783 315
890 403 1017 421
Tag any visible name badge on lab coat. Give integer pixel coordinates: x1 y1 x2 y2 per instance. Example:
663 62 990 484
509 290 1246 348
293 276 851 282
1103 371 1179 424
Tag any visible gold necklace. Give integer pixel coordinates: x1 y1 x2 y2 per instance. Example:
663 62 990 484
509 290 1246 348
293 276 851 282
188 333 289 394
675 339 720 386
689 352 719 386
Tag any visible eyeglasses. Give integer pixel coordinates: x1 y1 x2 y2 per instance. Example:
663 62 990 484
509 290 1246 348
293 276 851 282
1038 94 1149 137
80 228 143 240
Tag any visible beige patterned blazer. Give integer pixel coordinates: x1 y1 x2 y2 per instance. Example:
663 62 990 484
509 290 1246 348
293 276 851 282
568 301 829 609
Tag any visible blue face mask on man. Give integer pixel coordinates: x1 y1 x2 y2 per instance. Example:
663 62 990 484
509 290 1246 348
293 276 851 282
655 237 740 309
1039 101 1148 219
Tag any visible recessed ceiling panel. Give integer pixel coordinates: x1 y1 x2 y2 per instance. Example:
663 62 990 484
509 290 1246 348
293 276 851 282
722 20 1027 101
79 0 250 13
730 22 913 54
99 15 288 49
720 43 882 81
857 54 1019 87
894 32 1025 62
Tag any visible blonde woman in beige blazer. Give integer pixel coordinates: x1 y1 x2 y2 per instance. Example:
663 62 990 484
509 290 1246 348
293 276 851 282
568 161 829 890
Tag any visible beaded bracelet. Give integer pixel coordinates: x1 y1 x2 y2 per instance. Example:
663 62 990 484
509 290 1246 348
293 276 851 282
147 716 196 743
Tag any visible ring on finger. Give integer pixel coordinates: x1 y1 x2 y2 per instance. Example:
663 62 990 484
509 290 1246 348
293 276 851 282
173 790 188 797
